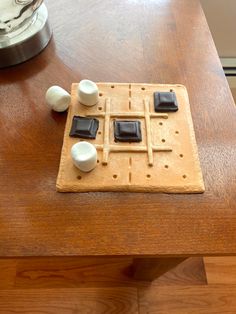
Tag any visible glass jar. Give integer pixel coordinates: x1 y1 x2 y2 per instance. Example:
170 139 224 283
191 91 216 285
0 1 51 68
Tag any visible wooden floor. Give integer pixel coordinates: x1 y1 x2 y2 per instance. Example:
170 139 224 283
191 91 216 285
0 257 236 313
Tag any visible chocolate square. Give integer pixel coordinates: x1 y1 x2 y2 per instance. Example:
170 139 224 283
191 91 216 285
114 120 142 142
154 91 179 112
118 121 137 136
69 116 99 139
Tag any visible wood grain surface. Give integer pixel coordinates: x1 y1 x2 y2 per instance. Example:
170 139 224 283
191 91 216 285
0 257 207 289
0 256 209 313
139 285 236 314
2 256 236 313
132 257 188 281
0 288 138 314
0 0 236 257
204 257 236 284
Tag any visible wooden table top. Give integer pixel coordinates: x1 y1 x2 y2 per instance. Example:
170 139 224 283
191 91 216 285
1 0 236 258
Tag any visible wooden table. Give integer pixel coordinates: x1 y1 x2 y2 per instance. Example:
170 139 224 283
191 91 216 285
1 0 236 281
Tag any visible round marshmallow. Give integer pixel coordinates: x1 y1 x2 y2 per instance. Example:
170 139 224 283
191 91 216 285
71 141 97 172
78 79 99 107
46 86 71 112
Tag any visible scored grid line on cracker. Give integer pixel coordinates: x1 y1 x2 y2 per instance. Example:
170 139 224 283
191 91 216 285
87 98 172 166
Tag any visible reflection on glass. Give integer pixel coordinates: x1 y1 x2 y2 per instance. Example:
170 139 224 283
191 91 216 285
0 0 43 34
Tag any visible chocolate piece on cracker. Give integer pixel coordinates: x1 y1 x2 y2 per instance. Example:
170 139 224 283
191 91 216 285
154 91 178 112
69 116 99 139
114 120 142 142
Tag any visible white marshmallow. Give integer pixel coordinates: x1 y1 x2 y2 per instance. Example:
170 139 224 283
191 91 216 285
71 141 97 172
46 86 71 112
78 80 99 107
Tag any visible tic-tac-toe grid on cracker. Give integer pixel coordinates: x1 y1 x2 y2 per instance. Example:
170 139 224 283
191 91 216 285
56 83 205 193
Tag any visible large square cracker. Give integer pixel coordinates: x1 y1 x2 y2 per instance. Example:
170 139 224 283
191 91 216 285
56 83 205 193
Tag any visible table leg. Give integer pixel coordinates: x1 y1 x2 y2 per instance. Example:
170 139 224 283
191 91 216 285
131 257 188 281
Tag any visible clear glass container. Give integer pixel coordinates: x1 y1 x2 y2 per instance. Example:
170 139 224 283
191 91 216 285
0 1 51 68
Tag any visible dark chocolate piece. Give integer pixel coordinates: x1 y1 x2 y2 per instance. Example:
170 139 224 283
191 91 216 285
114 120 142 142
154 91 178 112
69 116 99 139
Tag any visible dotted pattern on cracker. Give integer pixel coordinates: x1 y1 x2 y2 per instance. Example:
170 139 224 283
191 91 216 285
56 83 205 193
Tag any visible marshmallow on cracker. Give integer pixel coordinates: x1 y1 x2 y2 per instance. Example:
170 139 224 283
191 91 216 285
71 141 97 172
78 80 99 107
